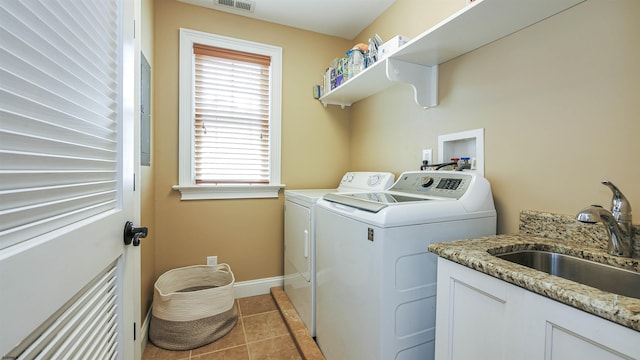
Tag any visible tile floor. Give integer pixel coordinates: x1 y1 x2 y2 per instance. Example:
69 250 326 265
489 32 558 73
142 294 303 360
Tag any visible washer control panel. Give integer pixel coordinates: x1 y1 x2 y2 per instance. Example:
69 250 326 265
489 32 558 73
390 171 472 199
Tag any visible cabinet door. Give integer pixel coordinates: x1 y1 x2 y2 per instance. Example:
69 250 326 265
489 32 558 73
435 258 640 360
545 323 634 360
532 288 640 360
435 258 509 360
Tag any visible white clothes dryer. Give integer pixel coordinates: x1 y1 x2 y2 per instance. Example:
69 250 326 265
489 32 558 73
315 171 496 360
284 172 394 337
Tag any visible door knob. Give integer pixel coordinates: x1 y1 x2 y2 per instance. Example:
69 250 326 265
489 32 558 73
123 221 148 246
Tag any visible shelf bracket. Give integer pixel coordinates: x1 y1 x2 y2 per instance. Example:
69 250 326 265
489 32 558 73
320 100 351 109
386 58 438 108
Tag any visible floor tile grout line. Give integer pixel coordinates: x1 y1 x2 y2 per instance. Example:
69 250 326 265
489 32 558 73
199 335 297 359
240 309 280 319
244 333 292 346
239 301 253 360
193 343 249 358
237 299 252 360
237 299 243 317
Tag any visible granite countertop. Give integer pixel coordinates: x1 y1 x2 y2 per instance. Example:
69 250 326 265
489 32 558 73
428 210 640 332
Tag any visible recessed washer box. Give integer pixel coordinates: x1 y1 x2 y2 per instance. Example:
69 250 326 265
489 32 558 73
438 128 484 176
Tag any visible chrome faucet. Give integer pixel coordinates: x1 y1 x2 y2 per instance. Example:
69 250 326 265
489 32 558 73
576 181 634 257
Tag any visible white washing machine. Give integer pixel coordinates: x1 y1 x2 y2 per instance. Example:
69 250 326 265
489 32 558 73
315 171 496 360
284 172 394 337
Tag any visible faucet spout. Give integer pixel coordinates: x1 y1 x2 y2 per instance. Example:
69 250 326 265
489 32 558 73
577 205 631 257
602 180 632 223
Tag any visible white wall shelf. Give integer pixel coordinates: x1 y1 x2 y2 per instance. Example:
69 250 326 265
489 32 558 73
319 0 585 108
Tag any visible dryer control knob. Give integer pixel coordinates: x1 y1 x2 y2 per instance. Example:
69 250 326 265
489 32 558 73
368 175 381 186
346 173 354 182
421 176 434 188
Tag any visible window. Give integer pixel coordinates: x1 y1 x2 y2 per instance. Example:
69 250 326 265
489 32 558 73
174 29 283 200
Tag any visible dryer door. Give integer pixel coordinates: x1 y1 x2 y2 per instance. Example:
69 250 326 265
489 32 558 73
284 201 312 282
284 199 315 336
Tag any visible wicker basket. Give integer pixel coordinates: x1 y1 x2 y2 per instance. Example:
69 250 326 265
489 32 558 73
149 264 237 350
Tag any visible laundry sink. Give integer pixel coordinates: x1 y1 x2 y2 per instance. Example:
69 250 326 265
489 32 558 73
495 250 640 299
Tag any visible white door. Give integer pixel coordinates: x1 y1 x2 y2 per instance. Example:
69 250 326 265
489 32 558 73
0 0 140 359
284 201 312 283
283 200 313 334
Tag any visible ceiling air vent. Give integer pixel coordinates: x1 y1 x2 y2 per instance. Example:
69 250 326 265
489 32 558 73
216 0 255 12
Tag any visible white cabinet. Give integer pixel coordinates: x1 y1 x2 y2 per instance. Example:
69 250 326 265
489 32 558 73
434 258 514 359
319 0 585 108
435 258 640 360
437 262 509 359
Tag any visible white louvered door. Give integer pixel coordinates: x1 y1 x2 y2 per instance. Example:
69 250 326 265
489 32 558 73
0 0 138 359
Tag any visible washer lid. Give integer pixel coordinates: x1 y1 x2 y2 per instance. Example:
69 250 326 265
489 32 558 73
323 192 435 213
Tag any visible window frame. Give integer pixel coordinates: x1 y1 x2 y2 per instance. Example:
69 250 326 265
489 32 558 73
174 28 284 200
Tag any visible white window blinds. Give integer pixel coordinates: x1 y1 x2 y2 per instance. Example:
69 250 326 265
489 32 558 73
0 0 121 249
193 44 271 184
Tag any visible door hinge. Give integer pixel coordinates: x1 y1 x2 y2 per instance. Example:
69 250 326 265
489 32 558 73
133 322 137 341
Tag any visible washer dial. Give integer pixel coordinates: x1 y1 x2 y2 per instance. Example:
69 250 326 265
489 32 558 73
368 175 381 187
421 176 434 188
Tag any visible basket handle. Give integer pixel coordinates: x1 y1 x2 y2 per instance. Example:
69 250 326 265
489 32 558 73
213 263 235 282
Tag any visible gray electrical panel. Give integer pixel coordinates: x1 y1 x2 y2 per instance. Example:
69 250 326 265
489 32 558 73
140 52 151 166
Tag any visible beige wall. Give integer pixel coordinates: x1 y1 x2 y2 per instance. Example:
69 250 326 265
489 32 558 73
349 0 640 234
146 0 639 300
140 0 155 321
152 0 352 283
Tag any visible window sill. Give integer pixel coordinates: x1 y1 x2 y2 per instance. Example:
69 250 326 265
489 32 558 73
172 184 285 200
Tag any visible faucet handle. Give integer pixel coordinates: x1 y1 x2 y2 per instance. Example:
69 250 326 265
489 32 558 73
602 180 632 220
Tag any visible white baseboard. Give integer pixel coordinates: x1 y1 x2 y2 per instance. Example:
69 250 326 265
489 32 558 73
141 275 283 354
140 306 151 355
233 275 284 298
